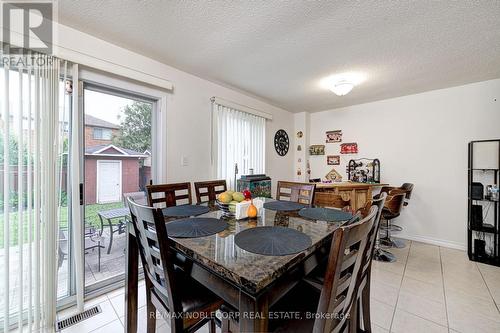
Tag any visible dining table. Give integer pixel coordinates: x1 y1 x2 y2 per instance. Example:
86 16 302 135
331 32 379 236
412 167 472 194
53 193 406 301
124 199 348 332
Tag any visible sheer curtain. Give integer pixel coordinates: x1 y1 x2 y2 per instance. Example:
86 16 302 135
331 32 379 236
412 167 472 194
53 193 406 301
1 52 66 332
212 102 266 190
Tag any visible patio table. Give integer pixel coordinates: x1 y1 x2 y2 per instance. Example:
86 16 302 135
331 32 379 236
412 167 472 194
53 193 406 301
124 199 350 332
98 207 131 254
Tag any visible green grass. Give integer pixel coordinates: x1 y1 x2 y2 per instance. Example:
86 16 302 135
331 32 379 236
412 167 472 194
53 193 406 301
0 202 125 248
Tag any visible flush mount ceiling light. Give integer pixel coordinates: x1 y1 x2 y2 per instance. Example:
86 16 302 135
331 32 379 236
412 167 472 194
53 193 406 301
330 80 354 96
320 72 367 96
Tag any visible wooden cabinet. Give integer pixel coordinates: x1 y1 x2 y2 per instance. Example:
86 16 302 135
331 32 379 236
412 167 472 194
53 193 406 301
313 182 388 211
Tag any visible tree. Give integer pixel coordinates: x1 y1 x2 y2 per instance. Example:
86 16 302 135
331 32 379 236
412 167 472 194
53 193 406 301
0 133 26 165
114 101 152 153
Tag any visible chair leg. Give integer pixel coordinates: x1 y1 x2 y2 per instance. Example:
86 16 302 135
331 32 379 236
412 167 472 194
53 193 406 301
349 297 358 333
221 317 230 333
361 279 372 333
209 319 216 333
146 293 156 333
373 227 396 263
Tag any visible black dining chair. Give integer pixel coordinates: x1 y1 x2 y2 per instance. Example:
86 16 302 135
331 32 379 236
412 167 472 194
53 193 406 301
127 197 223 333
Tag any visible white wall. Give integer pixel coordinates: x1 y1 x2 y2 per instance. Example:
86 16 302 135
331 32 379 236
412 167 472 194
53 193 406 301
54 24 295 193
309 79 500 249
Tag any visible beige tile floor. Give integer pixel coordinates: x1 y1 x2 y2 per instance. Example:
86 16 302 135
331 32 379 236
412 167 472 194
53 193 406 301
55 240 500 333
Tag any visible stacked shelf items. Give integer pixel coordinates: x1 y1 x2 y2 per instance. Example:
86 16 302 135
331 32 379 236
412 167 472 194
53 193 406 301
468 140 500 266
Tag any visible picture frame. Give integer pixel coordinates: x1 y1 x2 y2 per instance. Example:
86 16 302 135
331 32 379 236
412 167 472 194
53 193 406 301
326 130 342 143
309 145 325 155
327 155 340 165
340 142 358 154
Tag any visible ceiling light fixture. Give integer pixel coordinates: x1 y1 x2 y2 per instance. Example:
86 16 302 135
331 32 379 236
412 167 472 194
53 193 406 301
320 72 367 97
330 80 354 96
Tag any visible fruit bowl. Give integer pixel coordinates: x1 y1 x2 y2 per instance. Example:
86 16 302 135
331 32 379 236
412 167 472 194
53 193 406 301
216 200 235 217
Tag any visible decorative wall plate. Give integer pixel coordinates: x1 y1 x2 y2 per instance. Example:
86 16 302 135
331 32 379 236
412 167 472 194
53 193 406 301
274 129 289 156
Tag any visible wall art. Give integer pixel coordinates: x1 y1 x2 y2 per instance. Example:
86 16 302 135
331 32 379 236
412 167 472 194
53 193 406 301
327 155 340 165
325 168 342 182
340 142 358 154
326 130 342 143
274 129 289 156
309 145 325 155
297 131 303 138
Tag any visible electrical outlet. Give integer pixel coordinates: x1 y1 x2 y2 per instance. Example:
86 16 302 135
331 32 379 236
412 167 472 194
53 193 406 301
181 156 189 166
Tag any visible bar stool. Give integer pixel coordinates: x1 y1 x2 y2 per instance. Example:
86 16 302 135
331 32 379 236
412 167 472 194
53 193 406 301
379 192 407 249
380 183 414 231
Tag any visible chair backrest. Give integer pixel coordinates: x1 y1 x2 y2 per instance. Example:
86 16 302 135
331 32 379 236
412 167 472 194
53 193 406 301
127 197 182 313
146 182 192 208
359 193 387 279
401 183 414 200
276 181 316 206
384 192 406 216
314 192 350 210
194 180 227 204
314 206 377 333
123 191 147 207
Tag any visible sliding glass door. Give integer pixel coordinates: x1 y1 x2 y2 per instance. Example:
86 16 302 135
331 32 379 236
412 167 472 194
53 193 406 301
81 83 154 291
1 58 165 329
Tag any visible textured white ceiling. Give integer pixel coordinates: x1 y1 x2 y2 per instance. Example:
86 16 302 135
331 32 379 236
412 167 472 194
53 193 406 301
58 1 500 112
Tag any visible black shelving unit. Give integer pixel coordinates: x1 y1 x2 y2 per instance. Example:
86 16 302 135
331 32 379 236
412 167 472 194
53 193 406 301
468 140 500 266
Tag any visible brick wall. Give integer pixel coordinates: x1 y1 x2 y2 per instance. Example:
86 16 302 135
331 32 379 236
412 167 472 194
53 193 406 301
85 156 141 204
84 126 120 147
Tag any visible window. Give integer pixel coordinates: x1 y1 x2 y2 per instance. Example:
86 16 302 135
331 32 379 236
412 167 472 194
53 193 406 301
212 103 265 190
93 127 113 140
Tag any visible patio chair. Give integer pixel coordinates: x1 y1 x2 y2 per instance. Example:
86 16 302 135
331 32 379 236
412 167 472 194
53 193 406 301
58 222 106 272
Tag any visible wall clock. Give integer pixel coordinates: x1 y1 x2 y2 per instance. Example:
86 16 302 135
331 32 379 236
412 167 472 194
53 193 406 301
274 129 289 156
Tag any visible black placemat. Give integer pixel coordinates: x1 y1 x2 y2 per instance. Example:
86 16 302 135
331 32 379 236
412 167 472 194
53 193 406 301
263 200 307 211
298 207 352 222
166 218 227 238
234 226 312 256
162 205 210 217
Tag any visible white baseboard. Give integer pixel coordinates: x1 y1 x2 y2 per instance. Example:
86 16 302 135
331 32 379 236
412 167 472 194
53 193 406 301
396 234 466 251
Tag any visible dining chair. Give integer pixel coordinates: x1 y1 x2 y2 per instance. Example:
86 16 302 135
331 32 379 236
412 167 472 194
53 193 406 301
275 205 378 332
146 182 192 208
123 191 147 207
314 192 351 211
355 192 387 332
221 206 377 333
127 198 223 333
276 181 316 206
194 180 227 204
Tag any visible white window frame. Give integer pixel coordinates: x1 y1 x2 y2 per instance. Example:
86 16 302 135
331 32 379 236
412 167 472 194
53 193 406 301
79 67 168 183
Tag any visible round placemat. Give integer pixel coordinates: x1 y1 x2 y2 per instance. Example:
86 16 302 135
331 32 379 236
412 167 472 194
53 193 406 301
234 226 312 256
166 218 227 238
263 200 307 211
298 207 352 222
162 205 210 217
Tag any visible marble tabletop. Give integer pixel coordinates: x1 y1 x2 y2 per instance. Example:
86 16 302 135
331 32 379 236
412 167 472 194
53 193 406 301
165 199 345 295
